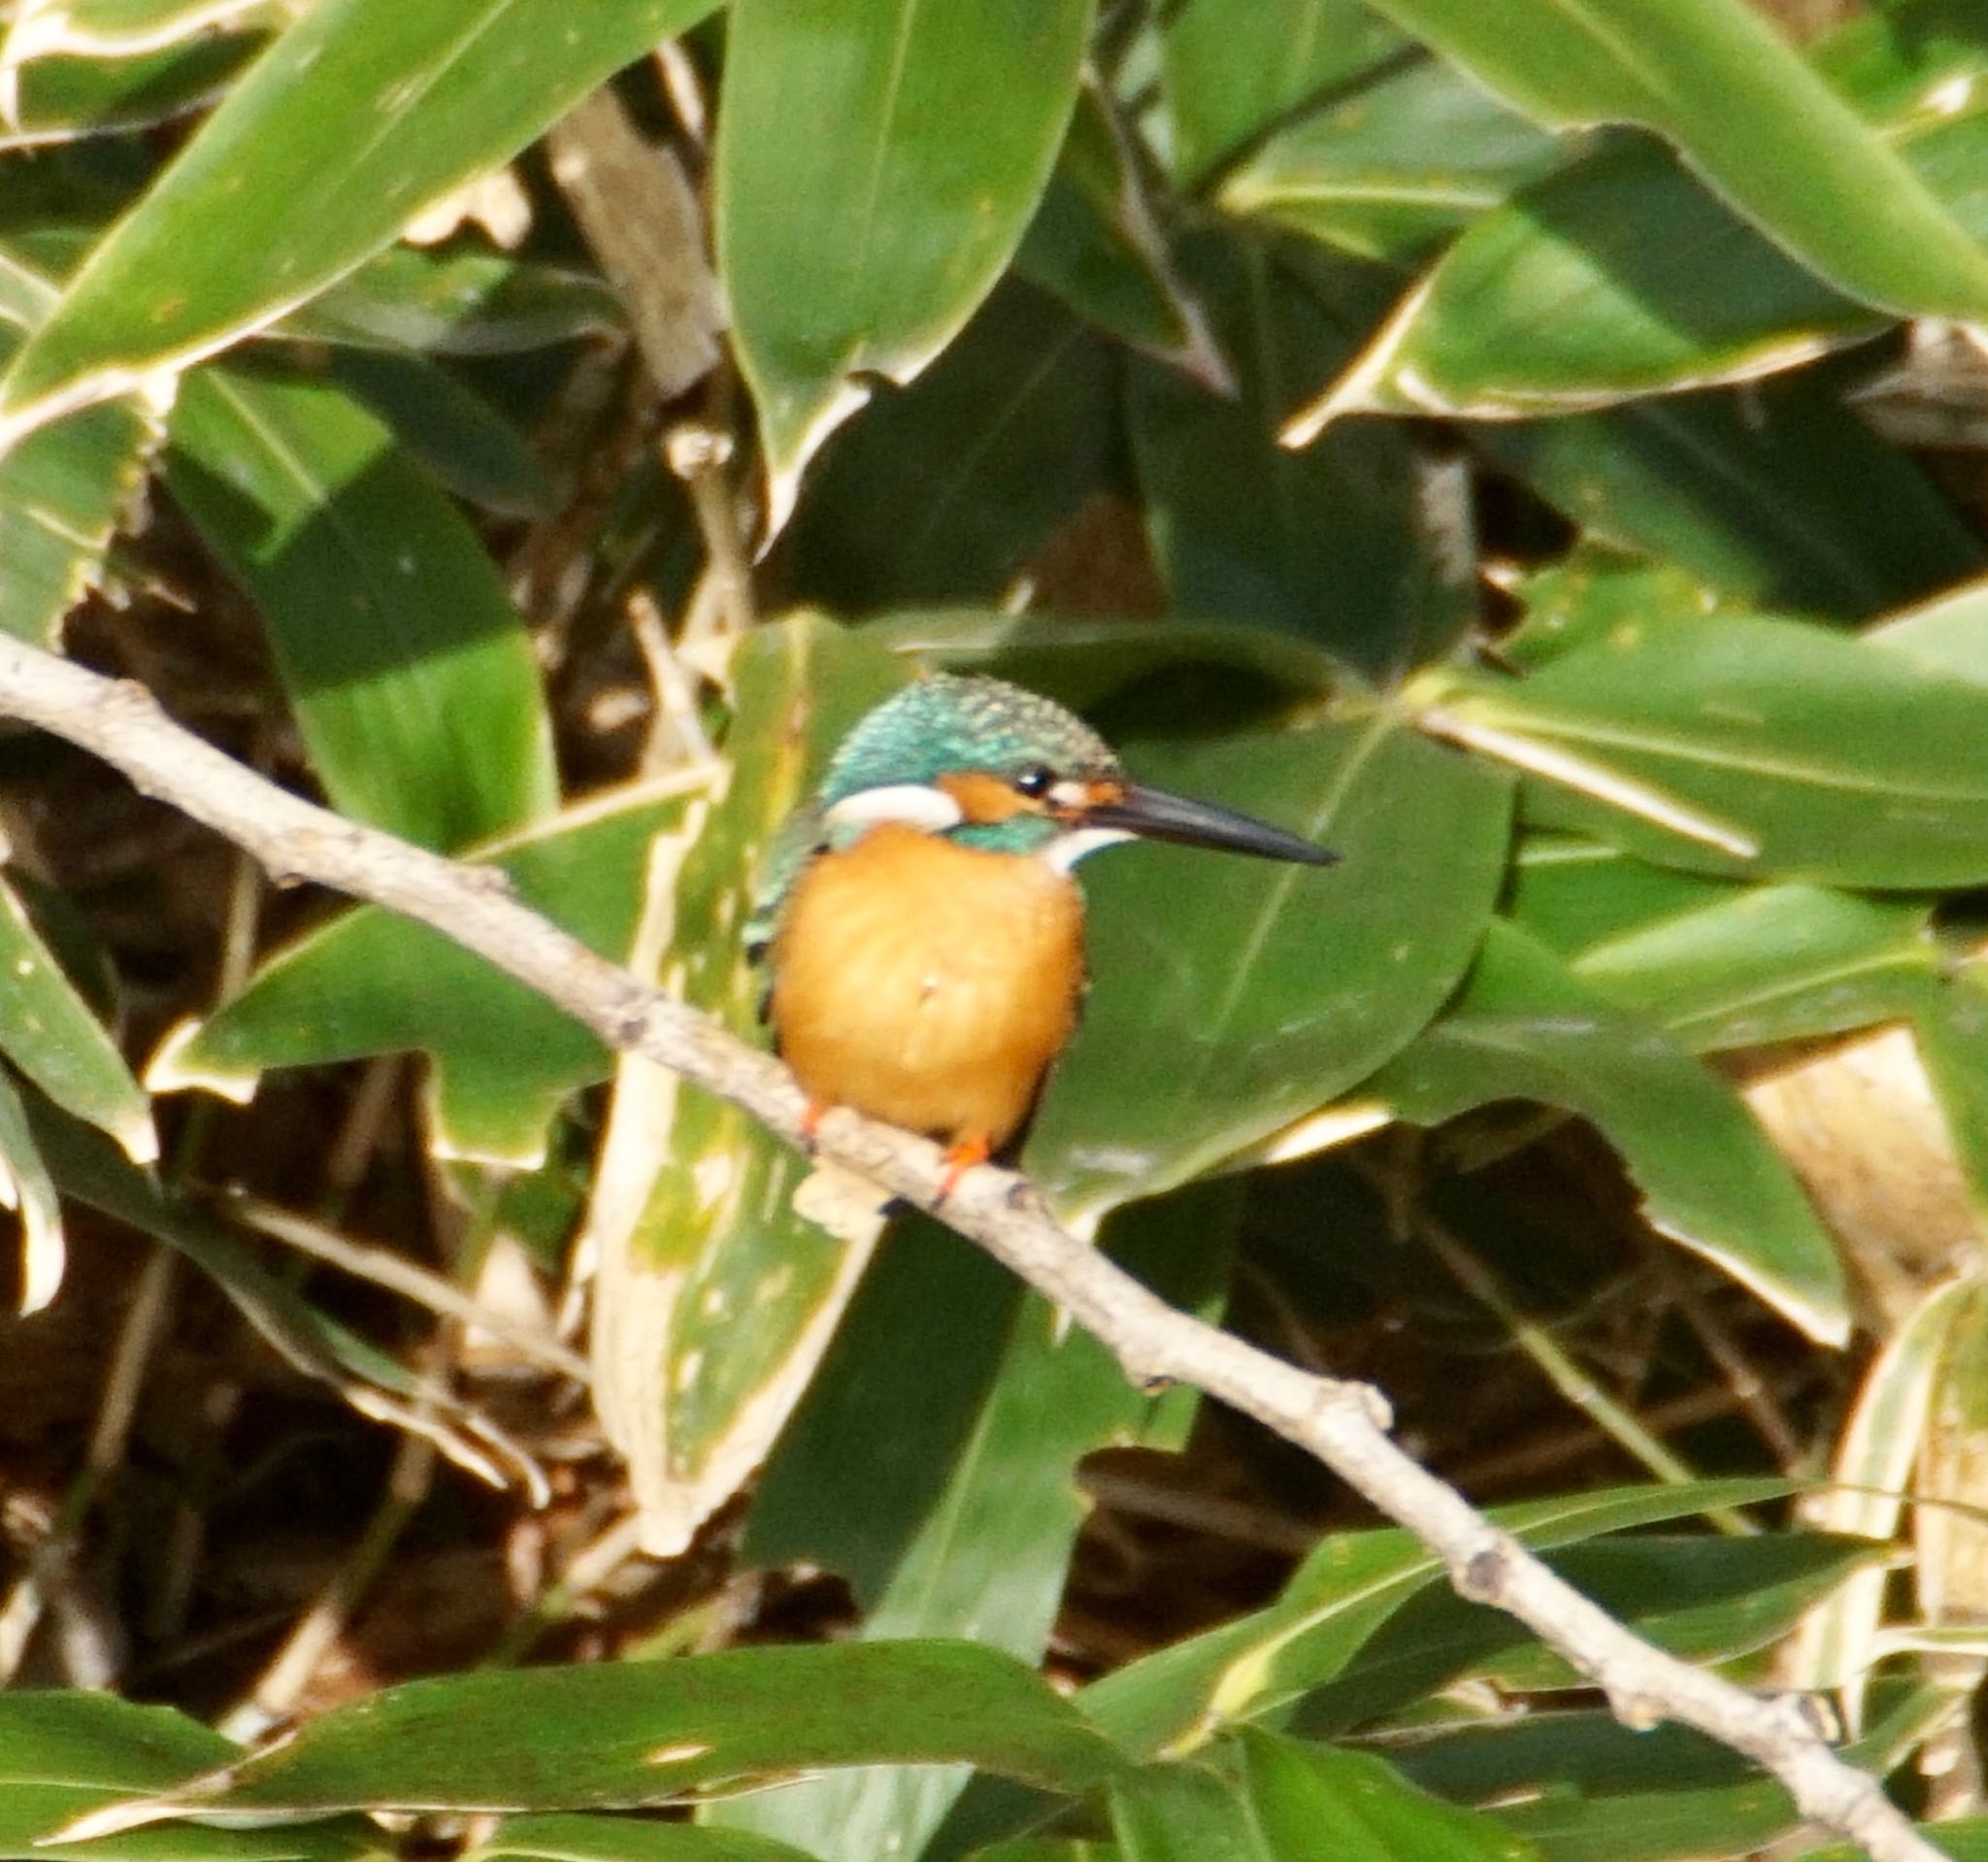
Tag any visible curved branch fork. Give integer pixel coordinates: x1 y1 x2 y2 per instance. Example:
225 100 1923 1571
0 636 1937 1862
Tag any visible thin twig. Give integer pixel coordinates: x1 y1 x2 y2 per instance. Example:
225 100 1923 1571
226 1194 591 1382
0 634 1938 1862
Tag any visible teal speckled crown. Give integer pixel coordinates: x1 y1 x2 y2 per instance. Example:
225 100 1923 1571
817 674 1118 804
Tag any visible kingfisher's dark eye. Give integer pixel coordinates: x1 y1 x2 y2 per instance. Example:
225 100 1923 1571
1013 765 1055 799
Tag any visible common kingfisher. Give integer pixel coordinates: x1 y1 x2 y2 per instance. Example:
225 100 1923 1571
749 674 1337 1188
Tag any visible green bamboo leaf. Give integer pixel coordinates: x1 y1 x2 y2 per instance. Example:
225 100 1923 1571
1081 1479 1799 1756
1356 921 1846 1342
73 1645 1128 1828
1158 0 1404 188
282 248 625 357
1303 1532 1873 1735
1128 236 1471 683
149 780 705 1167
1027 715 1511 1226
1016 85 1226 380
1470 385 1985 620
1233 1734 1535 1862
477 1813 815 1862
328 349 552 519
4 0 270 58
0 31 264 150
590 616 906 1558
1300 3 1988 416
1914 976 1988 1233
1426 615 1988 885
783 284 1116 610
1389 1684 1947 1862
164 361 556 850
872 610 1342 714
0 1069 62 1313
0 0 715 449
1216 53 1562 266
0 1690 381 1862
721 1190 1235 1862
1311 0 1988 363
717 0 1092 530
1498 549 1739 674
1507 847 1939 1053
0 242 160 644
1873 567 1988 685
0 871 153 1166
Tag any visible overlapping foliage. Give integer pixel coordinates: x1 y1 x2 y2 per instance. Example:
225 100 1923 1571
4 0 1988 1857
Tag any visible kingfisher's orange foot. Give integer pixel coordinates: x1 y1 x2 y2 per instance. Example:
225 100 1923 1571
800 1100 826 1152
937 1135 993 1204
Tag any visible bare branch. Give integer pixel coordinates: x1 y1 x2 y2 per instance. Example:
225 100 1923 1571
0 633 1936 1862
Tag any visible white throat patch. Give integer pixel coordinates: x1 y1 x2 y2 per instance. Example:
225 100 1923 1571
1043 827 1135 874
823 782 965 834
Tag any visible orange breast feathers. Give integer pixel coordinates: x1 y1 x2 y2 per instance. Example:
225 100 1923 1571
769 823 1087 1153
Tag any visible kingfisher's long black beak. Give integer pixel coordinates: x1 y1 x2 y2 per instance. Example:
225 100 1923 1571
1082 782 1339 866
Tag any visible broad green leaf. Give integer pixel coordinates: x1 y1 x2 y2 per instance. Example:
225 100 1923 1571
1301 1532 1872 1735
1304 4 1988 414
972 1845 1116 1862
590 616 904 1558
1396 1684 1956 1862
477 1813 815 1862
721 1189 1236 1861
1917 977 1988 1230
1028 714 1511 1225
1355 922 1846 1341
0 0 716 449
0 1689 382 1862
1108 1734 1539 1862
1426 615 1988 885
717 0 1091 529
0 870 153 1165
88 1645 1128 1823
1339 0 1988 327
0 1066 62 1313
1403 1722 1790 1862
1507 836 1737 954
1399 1684 1956 1859
1158 0 1404 188
283 248 625 357
1243 1734 1536 1862
149 779 706 1166
1807 1824 1988 1862
1504 549 1738 672
1128 235 1470 684
1509 839 1940 1051
1468 385 1985 620
783 284 1114 611
1875 569 1988 686
873 610 1342 714
1566 881 1936 1053
0 241 159 644
1217 53 1562 266
328 348 552 519
0 20 268 150
1463 1534 1879 1694
1080 1478 1801 1756
3 0 271 57
1018 85 1226 380
165 361 556 850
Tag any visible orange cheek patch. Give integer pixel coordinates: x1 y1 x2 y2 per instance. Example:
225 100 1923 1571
938 771 1039 823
